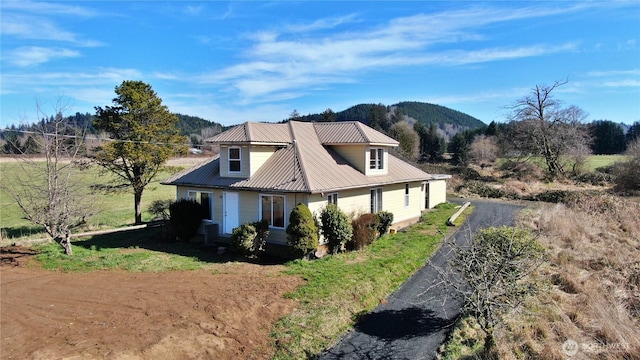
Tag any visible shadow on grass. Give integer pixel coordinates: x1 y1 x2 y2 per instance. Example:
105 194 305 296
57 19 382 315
353 306 456 340
1 225 45 239
71 225 288 266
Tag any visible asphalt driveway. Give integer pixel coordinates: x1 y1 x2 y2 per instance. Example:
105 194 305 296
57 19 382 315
318 199 524 360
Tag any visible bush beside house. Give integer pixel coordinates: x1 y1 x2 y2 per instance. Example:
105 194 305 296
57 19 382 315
286 203 319 258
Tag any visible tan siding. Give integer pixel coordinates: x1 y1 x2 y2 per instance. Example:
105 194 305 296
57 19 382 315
220 145 250 178
427 179 448 209
332 145 367 173
249 145 277 176
382 182 423 223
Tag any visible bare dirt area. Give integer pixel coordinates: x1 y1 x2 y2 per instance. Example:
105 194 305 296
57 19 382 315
1 255 303 360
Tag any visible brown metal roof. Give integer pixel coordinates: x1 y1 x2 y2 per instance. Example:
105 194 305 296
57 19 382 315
206 122 291 145
163 120 436 194
313 121 399 146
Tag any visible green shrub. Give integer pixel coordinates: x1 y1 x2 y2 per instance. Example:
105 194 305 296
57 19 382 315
350 213 379 250
169 199 205 241
375 211 394 235
148 199 173 220
230 219 270 257
320 204 352 254
286 203 319 258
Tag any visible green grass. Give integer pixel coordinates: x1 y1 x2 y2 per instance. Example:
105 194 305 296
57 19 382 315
32 227 223 272
0 161 183 241
584 154 626 171
271 202 465 359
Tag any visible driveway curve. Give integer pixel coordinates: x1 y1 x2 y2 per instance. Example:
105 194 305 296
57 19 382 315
318 199 524 360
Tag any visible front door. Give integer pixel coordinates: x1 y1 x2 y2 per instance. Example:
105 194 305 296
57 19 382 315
223 192 239 234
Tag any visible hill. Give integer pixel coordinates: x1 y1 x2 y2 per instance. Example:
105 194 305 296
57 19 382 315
297 101 485 138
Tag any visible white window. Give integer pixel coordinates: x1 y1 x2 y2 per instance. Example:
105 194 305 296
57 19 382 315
370 188 382 213
187 190 213 220
369 148 384 170
260 194 285 228
228 147 241 173
405 184 410 207
327 193 338 205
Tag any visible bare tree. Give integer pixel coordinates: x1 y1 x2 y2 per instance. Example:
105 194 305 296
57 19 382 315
428 226 544 353
2 101 94 255
508 81 591 179
470 135 499 167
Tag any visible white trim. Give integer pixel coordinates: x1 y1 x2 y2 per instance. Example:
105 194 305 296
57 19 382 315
187 190 214 220
259 193 287 229
228 146 242 173
327 192 338 205
370 187 383 213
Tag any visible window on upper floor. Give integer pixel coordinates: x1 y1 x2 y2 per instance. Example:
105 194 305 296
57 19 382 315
228 147 241 173
369 148 384 170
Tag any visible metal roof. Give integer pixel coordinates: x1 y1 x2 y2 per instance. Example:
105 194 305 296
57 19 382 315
163 121 438 194
206 122 291 145
314 121 399 146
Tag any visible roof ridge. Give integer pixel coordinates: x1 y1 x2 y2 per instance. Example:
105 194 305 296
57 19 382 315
244 122 251 141
353 121 370 143
287 122 311 191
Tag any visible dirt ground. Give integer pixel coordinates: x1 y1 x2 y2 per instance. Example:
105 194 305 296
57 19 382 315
0 249 303 360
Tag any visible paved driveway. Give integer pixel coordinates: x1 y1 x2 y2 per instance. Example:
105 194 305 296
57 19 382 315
318 199 524 360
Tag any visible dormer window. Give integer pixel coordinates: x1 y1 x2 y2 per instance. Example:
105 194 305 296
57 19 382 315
369 148 384 170
228 147 241 173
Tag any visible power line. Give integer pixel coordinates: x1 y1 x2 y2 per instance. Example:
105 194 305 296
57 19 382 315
0 127 195 147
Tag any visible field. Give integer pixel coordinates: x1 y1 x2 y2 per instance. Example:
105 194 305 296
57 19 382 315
0 157 205 242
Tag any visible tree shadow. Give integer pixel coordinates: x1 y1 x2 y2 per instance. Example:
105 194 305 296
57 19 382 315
71 226 288 265
1 225 44 240
353 306 457 341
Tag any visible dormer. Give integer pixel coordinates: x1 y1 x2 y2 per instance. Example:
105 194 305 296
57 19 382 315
207 122 291 179
314 121 398 176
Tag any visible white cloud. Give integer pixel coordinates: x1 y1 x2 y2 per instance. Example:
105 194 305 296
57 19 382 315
193 5 587 105
0 1 96 17
7 46 81 67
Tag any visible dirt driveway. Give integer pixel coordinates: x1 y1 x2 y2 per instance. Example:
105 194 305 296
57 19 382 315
1 257 303 359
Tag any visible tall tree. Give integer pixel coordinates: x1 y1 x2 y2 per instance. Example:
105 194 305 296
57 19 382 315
2 101 93 255
508 81 591 179
449 132 470 165
94 81 186 224
626 121 640 145
590 120 626 154
388 121 420 160
368 103 389 132
320 108 336 122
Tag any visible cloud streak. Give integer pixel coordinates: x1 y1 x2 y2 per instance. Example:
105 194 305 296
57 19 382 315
195 5 589 104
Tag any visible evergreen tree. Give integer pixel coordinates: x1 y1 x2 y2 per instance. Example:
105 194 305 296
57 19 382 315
590 120 626 154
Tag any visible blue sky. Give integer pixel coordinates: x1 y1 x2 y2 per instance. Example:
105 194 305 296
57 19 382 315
1 1 639 128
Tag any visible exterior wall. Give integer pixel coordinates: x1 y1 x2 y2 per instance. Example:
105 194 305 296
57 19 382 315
426 179 448 209
174 179 446 246
331 145 367 173
219 145 250 178
382 182 424 223
307 181 424 224
248 145 278 177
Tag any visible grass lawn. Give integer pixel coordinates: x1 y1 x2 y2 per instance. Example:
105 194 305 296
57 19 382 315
271 202 466 359
497 155 626 172
584 154 626 171
23 200 468 359
0 161 184 242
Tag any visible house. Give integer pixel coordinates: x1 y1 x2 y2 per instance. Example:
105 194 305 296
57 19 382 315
162 120 450 246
